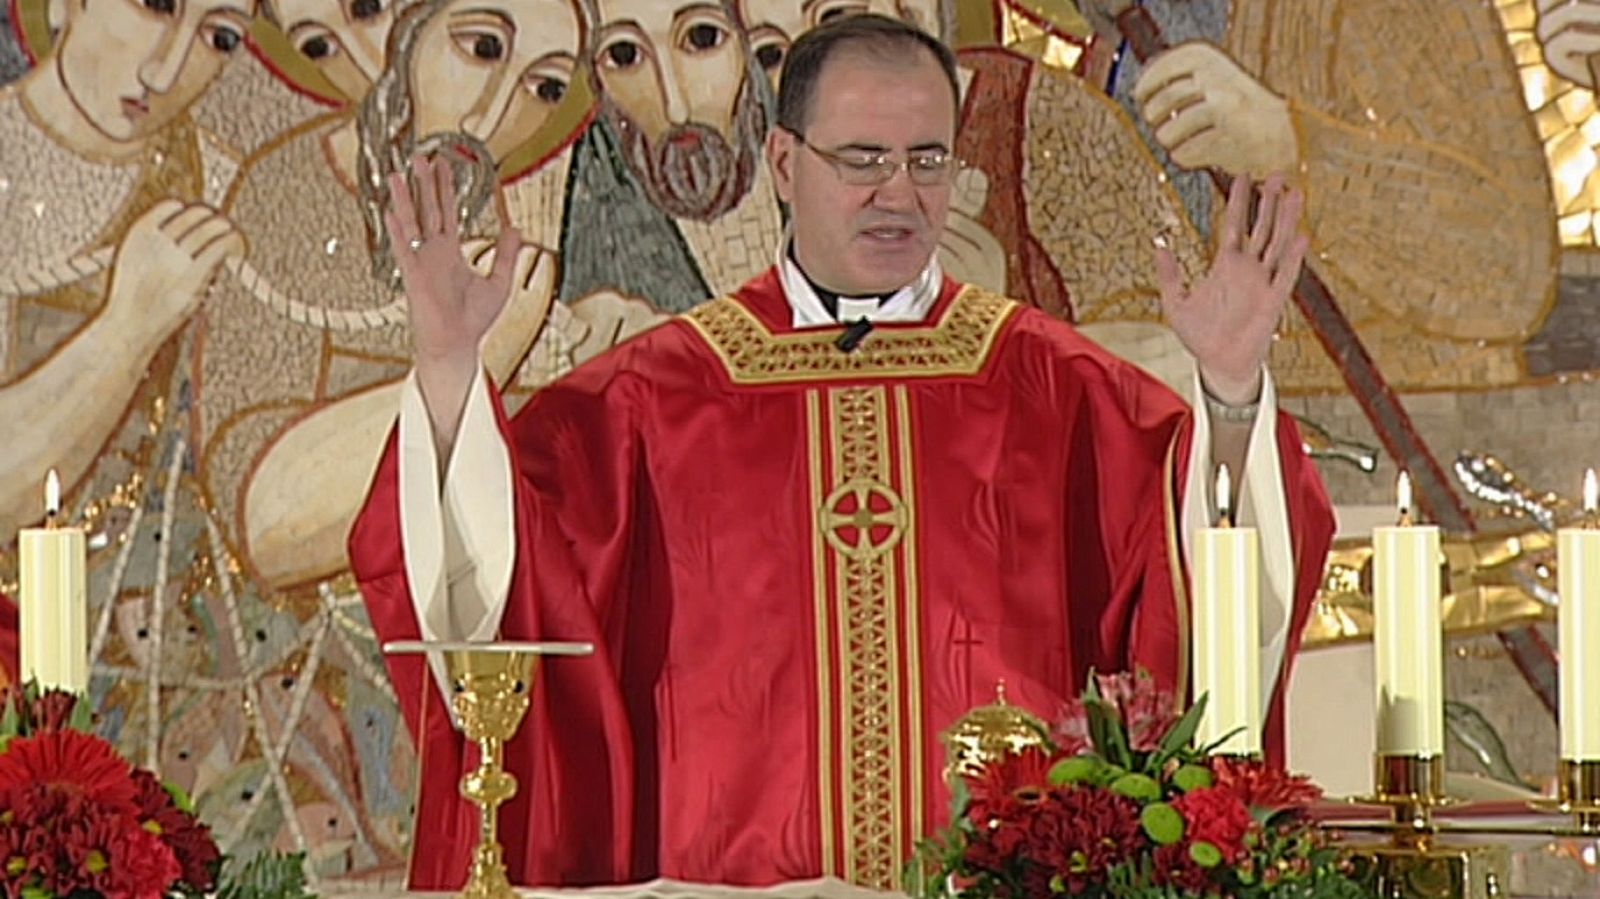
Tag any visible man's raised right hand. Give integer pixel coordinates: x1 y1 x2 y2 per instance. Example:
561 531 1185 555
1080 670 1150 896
385 154 524 459
385 154 523 370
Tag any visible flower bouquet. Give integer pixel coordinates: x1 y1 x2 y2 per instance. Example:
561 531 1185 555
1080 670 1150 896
0 682 309 899
908 671 1370 898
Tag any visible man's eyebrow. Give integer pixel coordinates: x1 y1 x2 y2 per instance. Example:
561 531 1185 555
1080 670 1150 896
829 141 950 153
451 7 514 23
671 2 731 24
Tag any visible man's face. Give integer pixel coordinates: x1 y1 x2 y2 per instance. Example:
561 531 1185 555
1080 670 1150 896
55 0 254 143
268 0 394 103
768 50 954 295
736 0 943 89
589 0 762 220
409 0 580 162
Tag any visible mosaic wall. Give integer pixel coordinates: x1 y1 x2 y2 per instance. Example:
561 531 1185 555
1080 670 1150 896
1 0 1598 886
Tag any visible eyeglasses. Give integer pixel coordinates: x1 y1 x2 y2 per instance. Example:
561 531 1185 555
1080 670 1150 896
788 129 957 187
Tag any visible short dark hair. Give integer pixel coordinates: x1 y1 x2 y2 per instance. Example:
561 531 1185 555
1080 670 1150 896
775 14 959 135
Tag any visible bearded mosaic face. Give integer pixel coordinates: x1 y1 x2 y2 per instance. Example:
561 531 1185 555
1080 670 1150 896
55 0 255 143
588 0 764 221
406 0 581 161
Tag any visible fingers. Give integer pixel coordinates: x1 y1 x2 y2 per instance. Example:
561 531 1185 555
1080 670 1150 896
1264 188 1307 285
1246 174 1284 257
385 170 420 249
1271 232 1310 294
1153 102 1216 154
159 203 215 238
1141 77 1203 129
1131 43 1206 107
182 216 239 259
434 156 461 240
1219 173 1251 254
414 155 444 238
1152 243 1185 307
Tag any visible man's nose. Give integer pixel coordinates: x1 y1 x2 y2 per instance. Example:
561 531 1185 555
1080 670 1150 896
870 165 918 210
461 67 522 142
138 26 190 95
660 57 691 124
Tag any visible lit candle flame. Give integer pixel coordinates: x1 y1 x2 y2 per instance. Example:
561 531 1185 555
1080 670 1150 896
1397 470 1412 525
45 469 60 520
1587 469 1598 517
1216 463 1232 527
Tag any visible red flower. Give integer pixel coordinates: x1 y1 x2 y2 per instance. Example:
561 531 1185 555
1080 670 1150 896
1211 755 1324 810
1052 670 1178 755
1031 786 1145 891
0 732 137 814
966 746 1058 819
56 806 181 899
1153 842 1218 894
1172 786 1256 863
27 690 82 734
130 770 219 891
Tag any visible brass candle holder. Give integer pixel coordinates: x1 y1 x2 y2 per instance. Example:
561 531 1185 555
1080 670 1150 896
385 640 593 899
1373 753 1448 830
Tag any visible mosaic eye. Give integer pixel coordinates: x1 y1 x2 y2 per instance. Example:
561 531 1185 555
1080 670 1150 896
683 22 725 52
527 76 567 104
603 40 642 69
473 34 504 60
301 35 333 59
754 43 784 71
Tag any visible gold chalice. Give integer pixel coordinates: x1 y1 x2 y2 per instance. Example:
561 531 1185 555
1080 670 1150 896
384 640 594 899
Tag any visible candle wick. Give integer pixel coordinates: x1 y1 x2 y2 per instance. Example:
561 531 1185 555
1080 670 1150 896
1398 507 1413 528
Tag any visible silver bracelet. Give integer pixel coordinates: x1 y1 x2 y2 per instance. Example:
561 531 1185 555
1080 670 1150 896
1202 387 1262 424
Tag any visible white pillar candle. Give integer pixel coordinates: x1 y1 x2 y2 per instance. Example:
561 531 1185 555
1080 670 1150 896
1558 468 1600 761
18 470 89 694
1193 464 1261 755
1373 471 1444 757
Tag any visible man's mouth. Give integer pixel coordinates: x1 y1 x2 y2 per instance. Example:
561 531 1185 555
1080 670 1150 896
861 226 916 243
121 96 150 120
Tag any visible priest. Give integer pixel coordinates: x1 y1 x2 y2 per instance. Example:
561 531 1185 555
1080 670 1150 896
350 13 1335 891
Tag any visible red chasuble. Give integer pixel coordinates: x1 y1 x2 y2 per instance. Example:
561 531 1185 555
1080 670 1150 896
350 271 1334 890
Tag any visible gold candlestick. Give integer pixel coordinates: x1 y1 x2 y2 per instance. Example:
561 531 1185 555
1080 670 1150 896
385 640 593 899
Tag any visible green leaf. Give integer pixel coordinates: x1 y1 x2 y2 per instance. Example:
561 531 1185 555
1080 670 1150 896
68 695 93 735
216 850 312 899
1156 691 1208 761
1086 697 1133 769
164 781 197 815
0 691 20 742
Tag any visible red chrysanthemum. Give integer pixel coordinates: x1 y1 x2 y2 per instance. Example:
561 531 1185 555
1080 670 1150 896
1153 841 1219 894
1173 786 1257 863
1031 786 1145 891
1211 755 1324 810
1052 669 1178 755
130 770 219 891
56 806 181 899
0 732 137 814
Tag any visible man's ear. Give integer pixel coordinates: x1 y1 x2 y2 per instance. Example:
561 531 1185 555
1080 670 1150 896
766 126 796 204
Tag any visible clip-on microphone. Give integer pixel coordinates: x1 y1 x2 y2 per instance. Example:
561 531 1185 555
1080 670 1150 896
836 317 874 353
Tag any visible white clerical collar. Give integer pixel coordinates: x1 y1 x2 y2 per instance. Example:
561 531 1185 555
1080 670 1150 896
779 239 944 330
